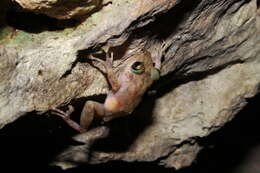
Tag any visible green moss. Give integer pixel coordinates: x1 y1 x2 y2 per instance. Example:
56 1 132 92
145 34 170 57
0 29 35 48
13 31 34 43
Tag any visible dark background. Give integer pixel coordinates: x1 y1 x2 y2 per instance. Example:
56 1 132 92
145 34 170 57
0 93 259 173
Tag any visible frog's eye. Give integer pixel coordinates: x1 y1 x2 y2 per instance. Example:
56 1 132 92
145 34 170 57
131 61 145 74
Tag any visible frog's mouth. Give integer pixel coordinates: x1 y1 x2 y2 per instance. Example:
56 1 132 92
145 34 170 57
150 67 160 81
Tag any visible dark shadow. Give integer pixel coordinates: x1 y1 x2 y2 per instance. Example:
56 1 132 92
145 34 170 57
0 111 74 171
6 10 79 33
132 0 201 40
4 1 112 33
0 0 10 28
67 161 174 173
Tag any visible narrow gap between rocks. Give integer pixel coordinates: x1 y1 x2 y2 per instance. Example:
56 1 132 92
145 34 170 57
5 3 79 33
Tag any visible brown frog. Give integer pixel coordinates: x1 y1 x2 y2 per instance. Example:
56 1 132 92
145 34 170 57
53 49 161 133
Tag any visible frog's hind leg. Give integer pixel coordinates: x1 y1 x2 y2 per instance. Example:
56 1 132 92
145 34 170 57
80 101 105 131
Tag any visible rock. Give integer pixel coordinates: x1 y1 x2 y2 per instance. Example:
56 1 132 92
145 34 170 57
14 0 104 19
0 0 259 170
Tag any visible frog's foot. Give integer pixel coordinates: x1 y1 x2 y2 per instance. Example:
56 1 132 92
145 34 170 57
90 50 114 72
52 105 85 133
153 41 168 70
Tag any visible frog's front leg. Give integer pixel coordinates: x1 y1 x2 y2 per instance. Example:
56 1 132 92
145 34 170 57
80 100 106 131
90 50 121 93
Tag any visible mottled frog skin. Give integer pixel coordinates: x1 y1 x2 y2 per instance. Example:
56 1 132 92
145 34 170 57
53 49 160 132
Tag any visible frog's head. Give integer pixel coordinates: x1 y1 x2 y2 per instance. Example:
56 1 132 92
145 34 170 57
119 50 160 86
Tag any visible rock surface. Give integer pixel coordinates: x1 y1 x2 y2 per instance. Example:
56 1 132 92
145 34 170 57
0 0 259 170
14 0 105 19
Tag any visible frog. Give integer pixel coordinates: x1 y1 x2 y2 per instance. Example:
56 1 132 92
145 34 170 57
53 48 161 133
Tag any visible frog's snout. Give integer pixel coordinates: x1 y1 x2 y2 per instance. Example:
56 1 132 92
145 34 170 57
150 67 160 81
